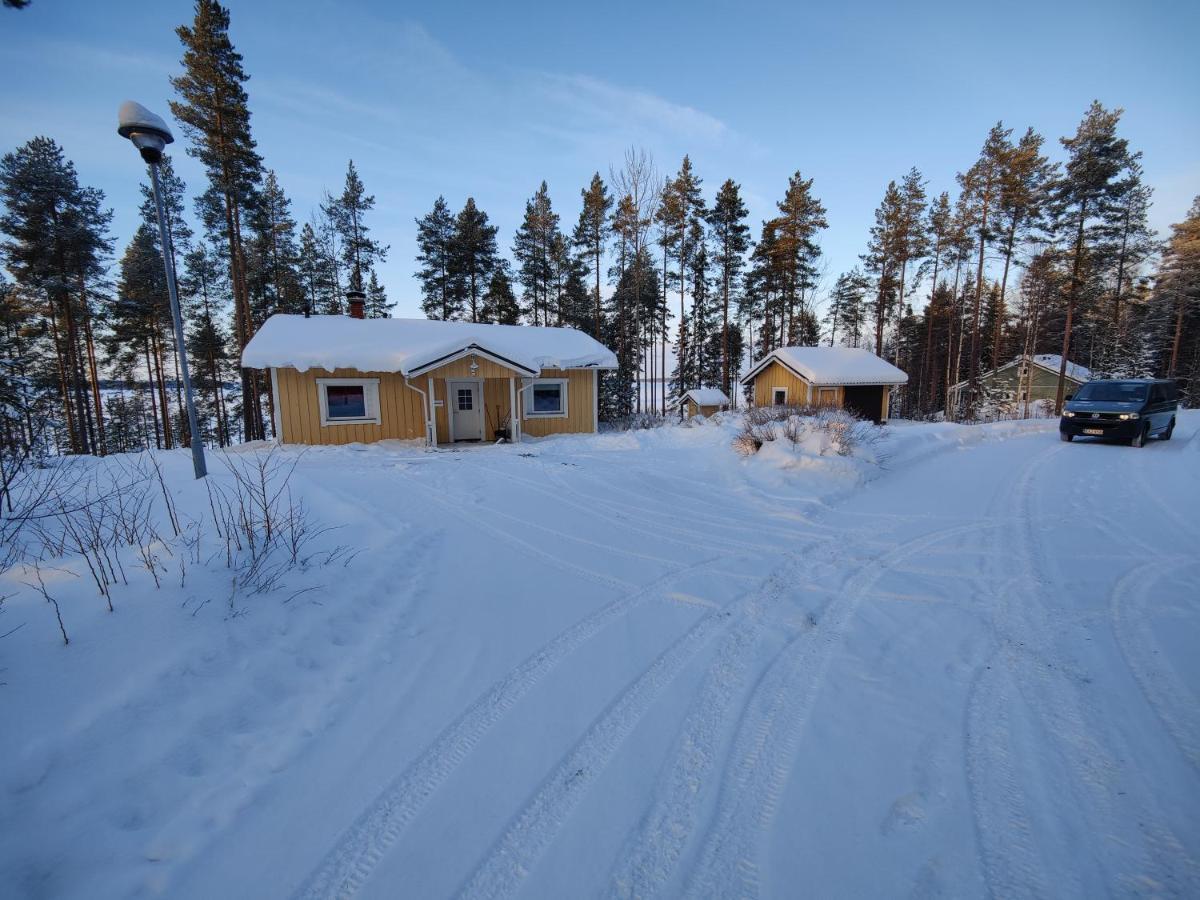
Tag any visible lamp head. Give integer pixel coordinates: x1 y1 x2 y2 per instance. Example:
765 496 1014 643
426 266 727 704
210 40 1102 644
117 100 174 164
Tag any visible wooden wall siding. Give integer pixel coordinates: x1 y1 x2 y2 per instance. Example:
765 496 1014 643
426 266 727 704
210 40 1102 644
275 367 426 445
980 364 1083 400
520 368 597 437
276 363 597 445
685 400 722 417
751 361 812 406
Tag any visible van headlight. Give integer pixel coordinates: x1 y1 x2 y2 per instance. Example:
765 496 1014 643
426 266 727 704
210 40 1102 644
1062 410 1075 418
1119 413 1139 420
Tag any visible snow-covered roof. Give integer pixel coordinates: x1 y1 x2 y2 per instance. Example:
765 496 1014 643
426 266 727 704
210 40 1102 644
742 346 908 386
1030 354 1090 382
680 388 730 407
242 315 618 376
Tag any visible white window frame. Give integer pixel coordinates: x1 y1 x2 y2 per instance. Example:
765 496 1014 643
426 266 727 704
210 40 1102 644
817 387 838 406
771 387 788 406
316 377 381 426
524 378 569 419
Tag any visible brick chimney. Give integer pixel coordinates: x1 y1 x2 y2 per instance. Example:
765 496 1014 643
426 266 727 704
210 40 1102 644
346 289 366 319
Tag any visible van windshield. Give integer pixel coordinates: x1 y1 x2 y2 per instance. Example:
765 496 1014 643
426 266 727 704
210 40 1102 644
1073 382 1148 403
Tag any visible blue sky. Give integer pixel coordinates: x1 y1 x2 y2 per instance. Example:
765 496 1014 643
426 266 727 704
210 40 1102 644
2 0 1198 318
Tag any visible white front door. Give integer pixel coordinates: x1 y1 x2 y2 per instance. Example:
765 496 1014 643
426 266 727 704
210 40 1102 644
448 380 483 441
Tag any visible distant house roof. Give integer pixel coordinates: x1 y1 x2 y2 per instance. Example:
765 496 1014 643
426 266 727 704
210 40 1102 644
741 346 909 386
950 353 1091 391
242 314 618 377
1029 354 1090 382
672 388 730 409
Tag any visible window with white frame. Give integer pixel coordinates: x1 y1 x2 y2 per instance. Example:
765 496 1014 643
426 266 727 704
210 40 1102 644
316 377 381 426
818 387 838 406
772 387 788 405
525 378 568 418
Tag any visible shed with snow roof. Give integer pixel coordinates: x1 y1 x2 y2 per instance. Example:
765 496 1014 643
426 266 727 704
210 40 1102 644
672 388 731 419
740 346 908 424
241 310 617 446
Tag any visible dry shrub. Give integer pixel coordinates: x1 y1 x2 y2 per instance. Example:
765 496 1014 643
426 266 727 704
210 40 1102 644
734 406 886 458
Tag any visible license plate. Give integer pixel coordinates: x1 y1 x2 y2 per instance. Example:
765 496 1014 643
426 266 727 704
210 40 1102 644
1083 428 1104 435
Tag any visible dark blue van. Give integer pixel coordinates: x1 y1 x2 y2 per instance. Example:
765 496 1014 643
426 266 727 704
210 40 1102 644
1059 379 1180 447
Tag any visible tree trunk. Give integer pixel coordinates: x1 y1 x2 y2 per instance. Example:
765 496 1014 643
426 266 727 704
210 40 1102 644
1055 202 1088 413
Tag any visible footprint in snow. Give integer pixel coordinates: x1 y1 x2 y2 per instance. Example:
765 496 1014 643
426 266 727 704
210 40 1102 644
880 792 927 834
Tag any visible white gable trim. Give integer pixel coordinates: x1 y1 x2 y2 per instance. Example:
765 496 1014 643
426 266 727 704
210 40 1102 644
406 344 540 379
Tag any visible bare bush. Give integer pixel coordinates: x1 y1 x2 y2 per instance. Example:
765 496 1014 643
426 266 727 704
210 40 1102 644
602 412 675 432
205 446 349 605
734 406 887 459
1 445 349 633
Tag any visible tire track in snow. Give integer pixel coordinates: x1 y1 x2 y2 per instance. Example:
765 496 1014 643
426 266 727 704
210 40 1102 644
474 456 814 556
291 553 734 900
533 450 826 540
958 444 1071 900
605 548 839 900
392 465 637 591
1110 558 1200 773
456 595 738 900
994 443 1200 895
681 517 1010 900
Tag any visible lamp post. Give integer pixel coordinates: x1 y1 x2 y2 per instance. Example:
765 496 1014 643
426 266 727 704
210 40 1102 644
117 101 207 479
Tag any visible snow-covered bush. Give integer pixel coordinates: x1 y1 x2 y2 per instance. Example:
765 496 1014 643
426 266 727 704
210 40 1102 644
734 407 885 459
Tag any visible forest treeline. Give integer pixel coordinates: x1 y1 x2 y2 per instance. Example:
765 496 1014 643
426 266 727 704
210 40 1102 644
2 0 1198 472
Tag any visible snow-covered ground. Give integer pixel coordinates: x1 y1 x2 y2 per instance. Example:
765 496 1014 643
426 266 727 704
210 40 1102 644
3 412 1199 898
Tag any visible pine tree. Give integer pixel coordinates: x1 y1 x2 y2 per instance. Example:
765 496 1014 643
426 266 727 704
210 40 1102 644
706 180 750 400
1047 101 1139 411
104 225 175 449
1155 196 1200 384
170 0 265 438
825 269 869 348
958 123 1013 415
450 198 498 323
365 269 393 319
770 171 828 351
482 263 520 325
181 239 232 444
0 137 112 455
917 191 953 413
250 170 303 315
992 128 1053 369
512 182 561 326
298 221 339 315
573 173 612 338
323 160 387 293
415 196 458 320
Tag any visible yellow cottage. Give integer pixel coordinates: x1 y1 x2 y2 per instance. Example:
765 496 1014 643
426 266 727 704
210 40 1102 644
241 308 617 446
741 346 907 423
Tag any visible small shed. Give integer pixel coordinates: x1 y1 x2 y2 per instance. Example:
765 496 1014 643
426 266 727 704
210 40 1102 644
673 388 731 419
741 346 908 424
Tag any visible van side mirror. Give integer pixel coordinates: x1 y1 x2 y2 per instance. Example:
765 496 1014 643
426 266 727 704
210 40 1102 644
1064 394 1073 402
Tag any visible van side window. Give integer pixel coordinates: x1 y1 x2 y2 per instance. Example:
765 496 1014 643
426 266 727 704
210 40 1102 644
1150 384 1166 403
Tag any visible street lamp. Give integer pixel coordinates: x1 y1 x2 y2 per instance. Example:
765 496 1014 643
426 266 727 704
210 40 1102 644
117 101 207 479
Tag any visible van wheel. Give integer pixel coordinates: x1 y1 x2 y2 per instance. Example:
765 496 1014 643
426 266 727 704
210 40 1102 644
1060 432 1073 442
1131 422 1149 448
1160 418 1175 441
